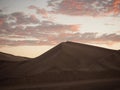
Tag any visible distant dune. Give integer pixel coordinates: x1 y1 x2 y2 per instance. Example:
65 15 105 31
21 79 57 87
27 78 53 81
0 52 30 61
0 41 120 90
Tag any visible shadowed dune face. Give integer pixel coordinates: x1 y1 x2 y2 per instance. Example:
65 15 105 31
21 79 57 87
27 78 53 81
31 41 119 72
0 52 30 61
118 50 120 53
0 41 120 90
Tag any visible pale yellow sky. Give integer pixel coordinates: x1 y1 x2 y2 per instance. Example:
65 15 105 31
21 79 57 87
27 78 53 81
0 46 54 58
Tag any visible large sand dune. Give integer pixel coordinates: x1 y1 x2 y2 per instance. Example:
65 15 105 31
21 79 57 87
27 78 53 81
0 41 120 90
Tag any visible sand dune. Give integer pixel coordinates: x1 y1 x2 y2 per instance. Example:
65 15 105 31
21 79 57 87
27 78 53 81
0 52 30 61
0 41 120 90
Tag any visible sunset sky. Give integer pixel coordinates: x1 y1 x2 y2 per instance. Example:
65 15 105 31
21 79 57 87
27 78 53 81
0 0 120 57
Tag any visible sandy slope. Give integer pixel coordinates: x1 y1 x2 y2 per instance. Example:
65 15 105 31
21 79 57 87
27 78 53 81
0 41 120 90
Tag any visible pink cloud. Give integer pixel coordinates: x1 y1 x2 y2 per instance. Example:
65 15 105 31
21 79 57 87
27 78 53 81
48 0 119 16
11 12 39 24
0 19 4 26
28 5 49 18
30 14 38 21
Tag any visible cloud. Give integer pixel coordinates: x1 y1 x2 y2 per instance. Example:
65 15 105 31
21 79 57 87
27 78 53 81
0 12 40 36
47 0 119 16
0 12 120 46
0 8 120 47
71 33 120 46
1 23 120 46
11 12 39 24
28 5 49 18
0 18 4 25
0 15 80 46
97 33 120 42
0 9 2 12
0 14 7 26
113 0 120 15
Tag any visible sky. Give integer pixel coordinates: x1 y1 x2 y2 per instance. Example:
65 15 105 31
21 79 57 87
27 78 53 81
0 0 120 58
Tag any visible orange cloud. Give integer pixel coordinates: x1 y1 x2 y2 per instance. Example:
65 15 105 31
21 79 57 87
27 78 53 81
113 0 120 15
70 25 80 32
